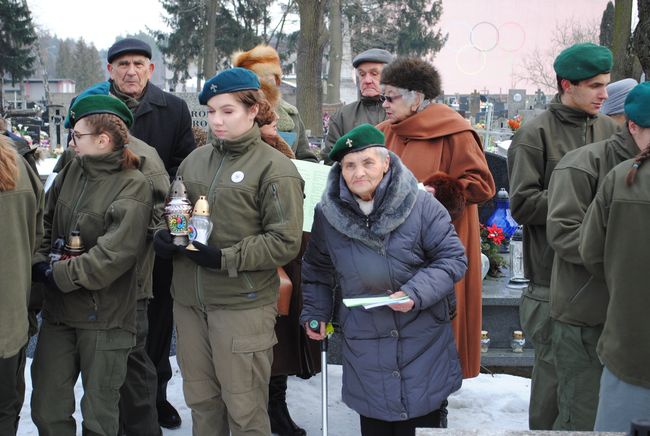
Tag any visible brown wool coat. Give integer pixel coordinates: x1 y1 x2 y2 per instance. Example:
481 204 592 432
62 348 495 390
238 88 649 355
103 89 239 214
378 103 495 378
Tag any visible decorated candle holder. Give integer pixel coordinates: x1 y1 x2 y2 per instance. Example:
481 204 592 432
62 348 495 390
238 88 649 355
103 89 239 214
511 330 526 353
165 176 193 246
480 330 491 353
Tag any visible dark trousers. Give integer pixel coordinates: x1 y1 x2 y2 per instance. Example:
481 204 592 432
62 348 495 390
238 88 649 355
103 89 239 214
359 403 448 436
119 299 161 436
0 346 26 436
146 256 174 405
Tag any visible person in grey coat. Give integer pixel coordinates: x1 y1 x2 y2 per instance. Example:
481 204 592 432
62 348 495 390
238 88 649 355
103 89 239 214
301 124 467 436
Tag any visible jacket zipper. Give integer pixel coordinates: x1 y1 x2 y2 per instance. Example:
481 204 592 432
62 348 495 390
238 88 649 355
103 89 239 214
271 183 285 221
69 174 88 232
195 152 227 308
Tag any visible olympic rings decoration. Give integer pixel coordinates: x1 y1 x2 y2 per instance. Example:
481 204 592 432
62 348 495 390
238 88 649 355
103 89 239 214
455 44 487 76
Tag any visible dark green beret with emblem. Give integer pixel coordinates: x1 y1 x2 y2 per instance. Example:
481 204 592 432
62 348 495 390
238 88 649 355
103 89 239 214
625 82 650 128
199 68 261 105
329 123 386 162
68 94 133 128
553 42 613 81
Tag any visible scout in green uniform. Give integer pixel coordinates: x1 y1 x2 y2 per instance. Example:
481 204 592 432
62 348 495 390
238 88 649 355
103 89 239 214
547 81 644 430
0 136 43 436
153 68 304 436
507 42 618 430
30 96 153 436
579 82 650 432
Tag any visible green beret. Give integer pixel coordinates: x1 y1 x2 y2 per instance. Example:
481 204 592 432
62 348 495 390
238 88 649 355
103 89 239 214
553 43 613 81
69 95 133 128
625 82 650 128
329 123 385 162
199 68 260 105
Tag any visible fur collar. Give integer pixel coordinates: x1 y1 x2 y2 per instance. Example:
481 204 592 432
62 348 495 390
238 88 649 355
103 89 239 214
321 151 419 251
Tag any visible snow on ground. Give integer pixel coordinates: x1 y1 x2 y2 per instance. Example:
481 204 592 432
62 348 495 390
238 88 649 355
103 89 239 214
17 359 529 435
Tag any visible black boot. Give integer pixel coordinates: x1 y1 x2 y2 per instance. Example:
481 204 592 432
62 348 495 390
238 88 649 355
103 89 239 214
269 375 306 436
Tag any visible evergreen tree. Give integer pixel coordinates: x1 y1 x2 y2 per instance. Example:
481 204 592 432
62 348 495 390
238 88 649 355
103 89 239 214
55 39 76 80
0 0 37 111
344 0 447 58
72 39 104 91
599 1 614 48
0 0 37 83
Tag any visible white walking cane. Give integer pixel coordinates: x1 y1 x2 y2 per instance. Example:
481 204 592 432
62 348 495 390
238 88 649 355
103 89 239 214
309 320 330 436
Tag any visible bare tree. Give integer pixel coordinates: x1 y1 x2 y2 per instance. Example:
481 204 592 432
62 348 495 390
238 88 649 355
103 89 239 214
295 0 328 136
515 17 599 92
633 0 650 79
611 0 634 80
325 0 342 104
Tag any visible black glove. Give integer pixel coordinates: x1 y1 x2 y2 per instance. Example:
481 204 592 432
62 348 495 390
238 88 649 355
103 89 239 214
182 242 222 269
153 229 179 259
44 268 62 292
32 262 51 284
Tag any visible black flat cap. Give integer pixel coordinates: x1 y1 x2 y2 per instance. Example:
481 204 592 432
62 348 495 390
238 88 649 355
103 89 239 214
352 48 393 68
107 38 152 63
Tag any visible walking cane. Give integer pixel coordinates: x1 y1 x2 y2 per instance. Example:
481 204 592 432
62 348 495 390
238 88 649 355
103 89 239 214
309 320 331 436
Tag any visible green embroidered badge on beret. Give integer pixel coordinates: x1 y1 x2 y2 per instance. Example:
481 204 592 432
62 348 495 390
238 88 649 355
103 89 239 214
69 95 133 128
553 42 613 81
329 123 386 162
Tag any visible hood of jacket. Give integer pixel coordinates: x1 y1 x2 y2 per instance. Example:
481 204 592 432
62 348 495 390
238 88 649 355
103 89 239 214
321 151 419 251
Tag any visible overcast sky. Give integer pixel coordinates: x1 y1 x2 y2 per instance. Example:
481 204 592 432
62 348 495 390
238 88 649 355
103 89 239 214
27 0 632 94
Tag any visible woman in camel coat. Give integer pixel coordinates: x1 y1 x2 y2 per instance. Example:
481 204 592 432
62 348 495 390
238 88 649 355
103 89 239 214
377 57 495 380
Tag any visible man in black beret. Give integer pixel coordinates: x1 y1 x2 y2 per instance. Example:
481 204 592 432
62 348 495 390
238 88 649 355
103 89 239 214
322 48 393 165
507 42 619 431
106 37 196 433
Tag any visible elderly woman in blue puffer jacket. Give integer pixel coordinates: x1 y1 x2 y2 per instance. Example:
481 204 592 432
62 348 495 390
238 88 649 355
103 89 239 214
301 124 467 436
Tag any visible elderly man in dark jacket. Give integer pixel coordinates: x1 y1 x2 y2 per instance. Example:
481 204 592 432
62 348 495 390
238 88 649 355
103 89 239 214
105 38 195 432
301 124 466 436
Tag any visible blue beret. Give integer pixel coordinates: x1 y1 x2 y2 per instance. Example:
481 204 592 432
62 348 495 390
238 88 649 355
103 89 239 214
64 82 111 128
329 123 385 162
107 38 152 63
69 95 133 129
624 82 650 128
553 43 612 81
199 68 260 105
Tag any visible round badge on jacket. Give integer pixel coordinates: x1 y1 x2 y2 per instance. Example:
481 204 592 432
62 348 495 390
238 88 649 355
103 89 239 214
231 171 244 183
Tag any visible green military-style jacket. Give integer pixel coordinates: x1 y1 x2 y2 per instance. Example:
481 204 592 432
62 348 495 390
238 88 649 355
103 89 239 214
171 125 304 310
322 97 387 165
35 150 153 334
277 99 319 162
0 154 44 358
580 159 650 389
547 129 639 326
507 95 619 290
126 136 171 300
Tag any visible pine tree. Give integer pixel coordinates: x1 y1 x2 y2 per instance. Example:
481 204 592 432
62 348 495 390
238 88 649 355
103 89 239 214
55 39 76 80
72 39 104 91
0 0 38 111
345 0 447 58
599 1 615 48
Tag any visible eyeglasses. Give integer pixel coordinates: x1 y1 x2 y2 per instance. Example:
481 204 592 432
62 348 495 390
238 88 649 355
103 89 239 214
379 94 404 103
70 129 98 146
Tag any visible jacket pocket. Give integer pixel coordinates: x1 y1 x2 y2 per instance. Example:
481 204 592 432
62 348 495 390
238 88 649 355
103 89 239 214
228 330 277 394
271 183 285 222
568 275 609 325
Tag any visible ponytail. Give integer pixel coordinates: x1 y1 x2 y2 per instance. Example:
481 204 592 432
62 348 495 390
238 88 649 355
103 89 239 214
0 136 18 191
626 144 650 186
121 146 141 170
